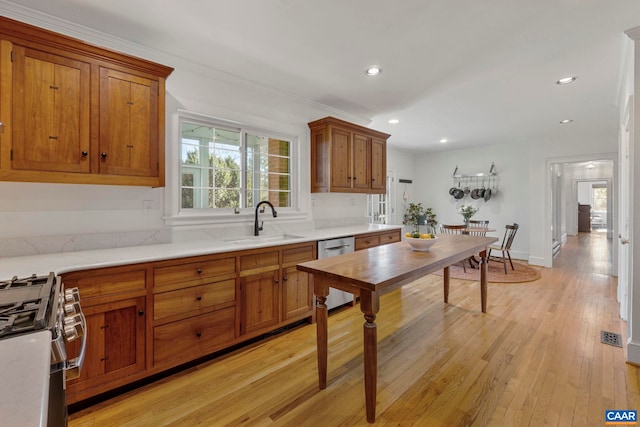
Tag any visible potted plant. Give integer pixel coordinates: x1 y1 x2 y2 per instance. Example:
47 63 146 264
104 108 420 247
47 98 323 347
403 203 438 237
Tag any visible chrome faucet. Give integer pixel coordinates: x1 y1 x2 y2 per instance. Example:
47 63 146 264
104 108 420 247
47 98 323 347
254 201 278 236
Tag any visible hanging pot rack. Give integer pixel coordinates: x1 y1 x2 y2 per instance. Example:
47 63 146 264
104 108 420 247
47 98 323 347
452 163 497 179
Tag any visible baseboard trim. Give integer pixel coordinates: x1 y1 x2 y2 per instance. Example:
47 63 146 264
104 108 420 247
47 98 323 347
627 341 640 365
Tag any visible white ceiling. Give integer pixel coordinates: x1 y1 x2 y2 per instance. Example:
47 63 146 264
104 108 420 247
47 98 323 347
2 0 640 152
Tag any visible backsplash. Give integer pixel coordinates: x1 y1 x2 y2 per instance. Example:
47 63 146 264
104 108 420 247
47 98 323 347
0 217 369 258
0 229 173 258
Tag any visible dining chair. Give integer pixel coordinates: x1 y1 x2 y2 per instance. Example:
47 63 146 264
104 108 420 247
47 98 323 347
440 224 466 234
488 223 519 274
467 220 489 236
440 224 468 272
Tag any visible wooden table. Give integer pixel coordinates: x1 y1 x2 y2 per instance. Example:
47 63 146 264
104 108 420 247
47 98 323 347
296 233 498 423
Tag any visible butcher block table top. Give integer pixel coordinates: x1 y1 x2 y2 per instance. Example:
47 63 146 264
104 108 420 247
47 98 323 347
297 233 498 423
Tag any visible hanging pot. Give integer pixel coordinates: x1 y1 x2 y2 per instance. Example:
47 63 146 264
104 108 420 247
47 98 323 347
453 188 464 199
449 179 458 196
477 179 485 198
484 176 493 201
484 187 492 202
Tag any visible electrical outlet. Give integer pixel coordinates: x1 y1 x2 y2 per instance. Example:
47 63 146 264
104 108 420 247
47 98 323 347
143 200 153 215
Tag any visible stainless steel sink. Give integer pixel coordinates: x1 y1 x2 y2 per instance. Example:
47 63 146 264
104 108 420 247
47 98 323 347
224 234 304 245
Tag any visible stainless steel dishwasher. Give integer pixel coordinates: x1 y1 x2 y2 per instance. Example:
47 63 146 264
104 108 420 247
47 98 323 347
317 236 355 310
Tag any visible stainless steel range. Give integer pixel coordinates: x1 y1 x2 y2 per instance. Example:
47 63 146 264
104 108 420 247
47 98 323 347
0 273 86 427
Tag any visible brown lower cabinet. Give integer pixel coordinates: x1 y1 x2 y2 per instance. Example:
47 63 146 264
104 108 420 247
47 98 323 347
355 229 401 251
63 266 147 404
63 240 318 404
63 231 397 404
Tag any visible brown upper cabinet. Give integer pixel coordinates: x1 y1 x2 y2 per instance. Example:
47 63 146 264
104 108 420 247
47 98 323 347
308 116 389 194
0 16 173 186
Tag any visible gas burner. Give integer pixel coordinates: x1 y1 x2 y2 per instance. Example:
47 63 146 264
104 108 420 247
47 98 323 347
0 274 45 290
0 314 17 336
0 273 56 338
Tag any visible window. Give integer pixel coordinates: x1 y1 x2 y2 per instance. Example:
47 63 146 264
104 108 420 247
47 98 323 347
180 119 292 211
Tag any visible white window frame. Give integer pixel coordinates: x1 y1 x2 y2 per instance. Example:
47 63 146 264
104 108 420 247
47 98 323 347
164 109 304 226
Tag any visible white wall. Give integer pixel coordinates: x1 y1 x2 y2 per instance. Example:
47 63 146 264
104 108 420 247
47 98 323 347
387 146 416 226
0 11 376 255
410 143 531 260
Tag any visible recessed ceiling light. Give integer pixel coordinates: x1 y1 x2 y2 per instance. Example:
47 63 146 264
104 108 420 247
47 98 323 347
364 66 382 76
439 138 448 143
587 162 595 169
388 119 399 124
556 76 577 85
560 119 573 124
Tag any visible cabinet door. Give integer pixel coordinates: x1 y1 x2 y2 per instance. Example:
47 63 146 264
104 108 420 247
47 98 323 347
240 270 279 334
371 136 386 192
12 45 90 173
352 133 371 190
99 68 159 178
67 297 145 399
330 127 352 190
282 265 313 320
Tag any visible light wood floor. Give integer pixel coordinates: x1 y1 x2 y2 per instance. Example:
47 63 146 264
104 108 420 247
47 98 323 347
69 233 640 426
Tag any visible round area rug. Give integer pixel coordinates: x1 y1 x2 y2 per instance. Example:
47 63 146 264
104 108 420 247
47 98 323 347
433 260 542 283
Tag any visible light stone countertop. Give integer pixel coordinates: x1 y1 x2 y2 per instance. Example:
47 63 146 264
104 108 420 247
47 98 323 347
0 224 403 279
0 330 51 427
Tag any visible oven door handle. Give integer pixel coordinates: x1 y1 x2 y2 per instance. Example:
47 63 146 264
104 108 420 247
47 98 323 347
65 312 87 380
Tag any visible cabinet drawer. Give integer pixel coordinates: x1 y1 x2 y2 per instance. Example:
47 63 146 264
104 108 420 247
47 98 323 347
153 307 236 367
355 234 380 251
282 243 315 266
154 257 236 291
63 269 146 301
154 279 236 321
379 230 401 245
239 250 279 275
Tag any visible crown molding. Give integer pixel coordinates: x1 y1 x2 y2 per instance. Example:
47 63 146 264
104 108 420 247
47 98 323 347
0 0 370 126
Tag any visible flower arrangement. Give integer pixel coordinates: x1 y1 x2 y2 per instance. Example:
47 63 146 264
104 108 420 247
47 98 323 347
458 205 479 226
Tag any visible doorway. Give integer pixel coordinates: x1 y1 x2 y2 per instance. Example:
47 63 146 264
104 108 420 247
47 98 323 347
548 156 616 274
368 169 396 225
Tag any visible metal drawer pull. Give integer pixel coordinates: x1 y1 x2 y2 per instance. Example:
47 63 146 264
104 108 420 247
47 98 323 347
324 245 351 251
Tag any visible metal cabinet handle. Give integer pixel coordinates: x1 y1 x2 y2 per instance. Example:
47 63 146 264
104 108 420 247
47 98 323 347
196 295 202 301
101 152 108 160
196 330 202 338
81 150 88 158
619 234 630 245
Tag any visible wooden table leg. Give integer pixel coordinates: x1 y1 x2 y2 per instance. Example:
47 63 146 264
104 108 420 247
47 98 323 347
443 266 450 303
315 279 329 389
479 249 488 313
360 290 380 423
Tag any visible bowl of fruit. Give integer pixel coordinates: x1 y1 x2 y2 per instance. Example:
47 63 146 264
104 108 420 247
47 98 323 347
404 231 438 251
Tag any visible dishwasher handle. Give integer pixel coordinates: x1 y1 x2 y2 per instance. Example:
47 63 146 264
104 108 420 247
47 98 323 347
324 244 351 252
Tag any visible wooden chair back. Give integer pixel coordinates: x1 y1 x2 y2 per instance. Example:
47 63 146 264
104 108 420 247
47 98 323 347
469 220 489 228
498 223 519 250
467 220 489 236
440 224 466 234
